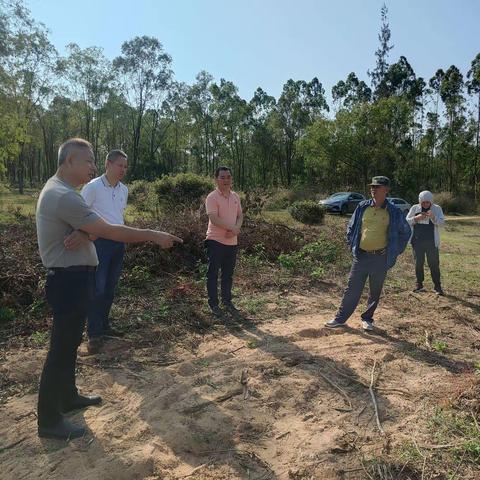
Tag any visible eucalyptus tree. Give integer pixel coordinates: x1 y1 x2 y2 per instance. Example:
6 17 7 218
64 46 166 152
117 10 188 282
369 3 394 99
466 53 480 199
156 81 190 173
424 68 445 179
0 0 58 191
331 72 371 110
249 87 277 185
210 79 251 187
58 43 114 158
187 71 216 175
113 36 172 175
273 78 329 185
99 92 133 156
439 65 465 192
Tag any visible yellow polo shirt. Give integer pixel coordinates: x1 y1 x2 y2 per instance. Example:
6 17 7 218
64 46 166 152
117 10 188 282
360 206 389 251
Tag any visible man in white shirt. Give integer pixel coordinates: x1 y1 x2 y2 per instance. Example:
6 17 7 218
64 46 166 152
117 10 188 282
81 150 129 352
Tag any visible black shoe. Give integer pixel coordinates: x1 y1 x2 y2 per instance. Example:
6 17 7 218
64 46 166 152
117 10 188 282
210 305 223 317
223 303 240 315
413 284 426 293
38 418 86 440
62 394 102 414
434 288 444 296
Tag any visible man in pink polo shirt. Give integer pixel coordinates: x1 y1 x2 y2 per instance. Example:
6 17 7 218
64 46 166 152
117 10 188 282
205 166 243 317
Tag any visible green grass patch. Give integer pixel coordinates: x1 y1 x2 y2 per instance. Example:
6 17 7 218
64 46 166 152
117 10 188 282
30 330 49 346
278 235 346 278
429 408 480 466
432 340 448 353
0 188 38 222
236 296 269 315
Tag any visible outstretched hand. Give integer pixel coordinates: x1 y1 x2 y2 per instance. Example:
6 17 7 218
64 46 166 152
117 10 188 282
152 231 183 249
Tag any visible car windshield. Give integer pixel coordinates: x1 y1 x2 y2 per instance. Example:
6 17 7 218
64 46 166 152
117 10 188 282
327 192 348 200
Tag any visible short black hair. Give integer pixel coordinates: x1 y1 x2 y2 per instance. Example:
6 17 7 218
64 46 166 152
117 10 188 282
214 166 232 178
106 149 128 164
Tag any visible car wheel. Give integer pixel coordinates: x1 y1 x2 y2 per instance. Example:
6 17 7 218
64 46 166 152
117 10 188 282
340 204 348 215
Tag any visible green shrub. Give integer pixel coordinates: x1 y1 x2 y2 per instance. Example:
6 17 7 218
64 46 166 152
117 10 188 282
264 189 296 210
128 180 157 214
289 200 326 225
30 330 48 346
0 307 15 324
278 236 341 278
264 187 328 211
243 189 267 216
434 192 474 214
154 173 213 210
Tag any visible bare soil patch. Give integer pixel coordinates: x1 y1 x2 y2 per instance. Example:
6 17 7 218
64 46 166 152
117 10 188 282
1 289 479 479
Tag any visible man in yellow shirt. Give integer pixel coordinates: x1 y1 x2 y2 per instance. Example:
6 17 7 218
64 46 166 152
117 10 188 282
325 176 411 331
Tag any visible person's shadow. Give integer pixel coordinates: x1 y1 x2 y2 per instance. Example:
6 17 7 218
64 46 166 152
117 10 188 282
30 309 395 479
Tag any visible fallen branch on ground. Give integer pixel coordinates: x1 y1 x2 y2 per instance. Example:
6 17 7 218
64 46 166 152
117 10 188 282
183 387 243 414
229 345 246 354
369 361 385 435
318 371 353 411
0 437 26 454
181 463 210 478
240 368 249 400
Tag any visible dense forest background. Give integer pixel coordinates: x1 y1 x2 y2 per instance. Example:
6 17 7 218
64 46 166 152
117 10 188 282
0 0 479 200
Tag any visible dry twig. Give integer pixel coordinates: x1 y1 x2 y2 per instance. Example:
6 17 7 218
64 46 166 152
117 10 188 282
318 370 353 411
240 368 249 400
0 437 26 454
369 361 385 435
183 388 243 414
181 463 209 478
229 345 246 354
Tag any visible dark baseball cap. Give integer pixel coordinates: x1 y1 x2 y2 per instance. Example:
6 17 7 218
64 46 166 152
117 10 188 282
369 176 390 187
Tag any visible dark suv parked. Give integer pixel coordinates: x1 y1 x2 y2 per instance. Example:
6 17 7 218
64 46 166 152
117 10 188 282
319 192 365 215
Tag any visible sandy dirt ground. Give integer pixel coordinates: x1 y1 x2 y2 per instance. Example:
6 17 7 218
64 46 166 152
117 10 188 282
1 288 479 480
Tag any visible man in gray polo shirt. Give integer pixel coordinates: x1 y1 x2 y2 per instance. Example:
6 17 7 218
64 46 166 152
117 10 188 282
36 138 182 440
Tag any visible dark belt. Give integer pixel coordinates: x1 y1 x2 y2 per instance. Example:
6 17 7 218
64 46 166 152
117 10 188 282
48 265 96 273
358 247 386 255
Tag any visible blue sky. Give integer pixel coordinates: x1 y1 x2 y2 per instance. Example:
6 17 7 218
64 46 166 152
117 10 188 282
27 0 480 102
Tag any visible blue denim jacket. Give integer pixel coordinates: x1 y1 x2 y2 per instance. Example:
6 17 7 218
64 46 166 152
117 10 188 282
346 199 412 269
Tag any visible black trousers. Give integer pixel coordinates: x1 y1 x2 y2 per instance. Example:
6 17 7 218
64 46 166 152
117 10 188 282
206 240 237 308
412 241 441 289
37 269 95 427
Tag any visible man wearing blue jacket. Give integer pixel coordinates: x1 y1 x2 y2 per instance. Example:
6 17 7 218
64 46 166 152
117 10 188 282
325 176 411 331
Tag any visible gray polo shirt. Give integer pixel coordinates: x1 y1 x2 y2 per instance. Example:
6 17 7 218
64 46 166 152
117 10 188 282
36 175 100 268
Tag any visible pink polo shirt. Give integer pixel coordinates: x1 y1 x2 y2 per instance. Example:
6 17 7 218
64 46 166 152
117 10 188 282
205 189 242 246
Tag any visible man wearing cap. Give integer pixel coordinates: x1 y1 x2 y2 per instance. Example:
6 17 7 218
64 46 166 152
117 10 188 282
36 138 182 440
325 176 411 331
406 191 445 295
